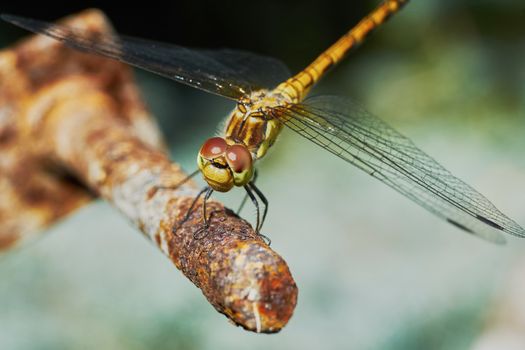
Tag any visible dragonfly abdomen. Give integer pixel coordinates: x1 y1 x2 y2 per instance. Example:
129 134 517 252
275 0 408 102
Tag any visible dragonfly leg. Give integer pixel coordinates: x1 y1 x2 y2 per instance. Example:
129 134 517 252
244 185 260 233
236 169 258 215
173 185 209 234
249 181 268 233
194 187 214 240
244 183 271 246
150 169 200 197
202 187 214 228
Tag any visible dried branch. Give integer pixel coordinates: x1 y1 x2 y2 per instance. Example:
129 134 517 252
0 9 297 333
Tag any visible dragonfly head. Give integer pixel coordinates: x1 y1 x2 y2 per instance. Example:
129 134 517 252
197 137 253 192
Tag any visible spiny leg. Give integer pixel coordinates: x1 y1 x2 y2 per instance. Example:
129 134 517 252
201 187 214 228
243 185 260 234
173 185 209 234
237 169 258 215
243 184 271 245
194 187 214 239
249 181 268 233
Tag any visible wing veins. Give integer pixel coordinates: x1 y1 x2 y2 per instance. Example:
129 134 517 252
269 97 524 241
280 105 484 220
290 104 498 216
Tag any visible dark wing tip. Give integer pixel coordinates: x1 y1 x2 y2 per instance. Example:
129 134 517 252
474 213 525 239
446 218 506 245
475 214 504 231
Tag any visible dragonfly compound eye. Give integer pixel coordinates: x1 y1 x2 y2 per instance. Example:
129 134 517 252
197 137 234 192
199 137 227 159
226 144 253 186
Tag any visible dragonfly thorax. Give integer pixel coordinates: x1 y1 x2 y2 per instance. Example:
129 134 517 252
198 90 289 192
197 137 254 192
238 89 291 112
224 89 291 161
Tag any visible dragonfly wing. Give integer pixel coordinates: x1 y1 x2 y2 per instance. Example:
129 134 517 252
1 14 290 100
271 95 524 243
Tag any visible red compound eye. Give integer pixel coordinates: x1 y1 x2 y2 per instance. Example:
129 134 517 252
226 144 252 173
200 137 227 159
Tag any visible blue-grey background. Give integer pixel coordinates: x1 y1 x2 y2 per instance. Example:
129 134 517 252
1 1 524 349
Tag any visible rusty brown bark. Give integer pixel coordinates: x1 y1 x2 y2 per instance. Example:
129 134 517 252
0 9 297 333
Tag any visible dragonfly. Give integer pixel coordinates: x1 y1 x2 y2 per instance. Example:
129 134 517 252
2 0 524 244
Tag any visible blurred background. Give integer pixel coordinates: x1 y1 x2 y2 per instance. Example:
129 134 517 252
1 0 524 349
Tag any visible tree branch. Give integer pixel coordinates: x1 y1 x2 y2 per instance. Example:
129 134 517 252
0 9 297 333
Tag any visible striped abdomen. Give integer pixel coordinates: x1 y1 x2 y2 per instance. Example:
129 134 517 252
275 0 408 102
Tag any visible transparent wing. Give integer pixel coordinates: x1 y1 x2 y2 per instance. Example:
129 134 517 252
271 95 525 243
1 14 290 100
